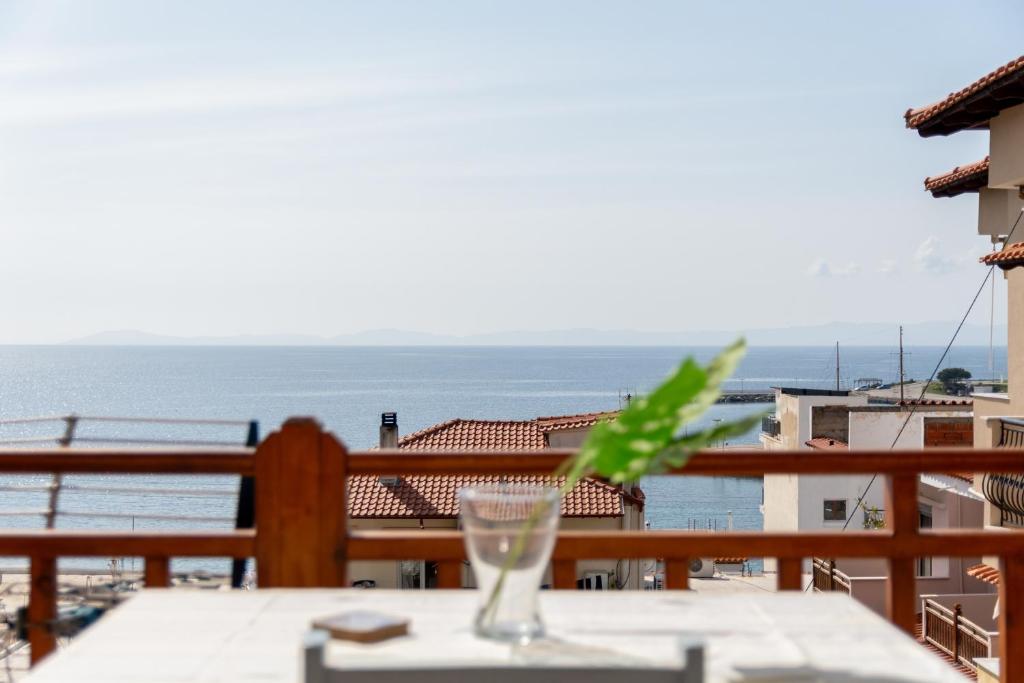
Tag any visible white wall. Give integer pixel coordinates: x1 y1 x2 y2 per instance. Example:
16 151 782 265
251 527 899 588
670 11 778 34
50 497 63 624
848 408 972 450
990 102 1024 189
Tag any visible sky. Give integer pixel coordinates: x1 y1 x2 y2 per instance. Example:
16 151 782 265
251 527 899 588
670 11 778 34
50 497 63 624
1 1 1022 343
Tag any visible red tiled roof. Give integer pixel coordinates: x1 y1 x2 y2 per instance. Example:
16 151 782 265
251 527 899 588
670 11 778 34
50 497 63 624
899 399 973 407
714 557 748 565
924 157 989 198
967 562 1000 586
348 474 624 519
906 54 1024 136
805 438 848 451
945 473 974 484
535 411 619 433
398 419 545 450
361 412 630 519
982 242 1024 269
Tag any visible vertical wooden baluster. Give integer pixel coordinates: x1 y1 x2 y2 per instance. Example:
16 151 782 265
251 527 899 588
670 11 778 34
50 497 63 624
952 603 961 666
665 558 689 590
552 559 576 589
886 474 918 635
28 556 56 665
999 555 1024 683
144 556 170 588
255 418 347 588
777 557 802 591
436 560 462 588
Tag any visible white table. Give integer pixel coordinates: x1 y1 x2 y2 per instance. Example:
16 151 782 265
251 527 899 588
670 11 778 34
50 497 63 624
25 590 968 682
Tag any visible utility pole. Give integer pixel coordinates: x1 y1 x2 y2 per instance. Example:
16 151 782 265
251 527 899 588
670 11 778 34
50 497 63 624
899 325 905 404
835 341 840 391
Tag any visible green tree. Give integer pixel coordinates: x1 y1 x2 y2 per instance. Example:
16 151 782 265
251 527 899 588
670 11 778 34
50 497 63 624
937 367 971 393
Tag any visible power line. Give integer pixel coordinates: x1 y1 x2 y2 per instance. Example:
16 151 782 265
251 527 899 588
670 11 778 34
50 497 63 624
803 209 1024 591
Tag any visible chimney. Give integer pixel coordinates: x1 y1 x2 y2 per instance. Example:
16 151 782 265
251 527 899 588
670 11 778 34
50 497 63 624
378 412 401 487
380 412 398 449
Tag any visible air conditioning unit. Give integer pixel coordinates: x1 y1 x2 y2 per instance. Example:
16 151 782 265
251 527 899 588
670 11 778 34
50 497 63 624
579 571 611 590
688 558 715 578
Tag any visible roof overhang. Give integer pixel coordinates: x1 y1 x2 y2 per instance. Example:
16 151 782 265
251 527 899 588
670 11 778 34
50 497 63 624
924 157 990 198
906 55 1024 137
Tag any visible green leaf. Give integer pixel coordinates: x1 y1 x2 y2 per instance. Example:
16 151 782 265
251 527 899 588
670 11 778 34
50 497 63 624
658 412 767 470
577 338 750 484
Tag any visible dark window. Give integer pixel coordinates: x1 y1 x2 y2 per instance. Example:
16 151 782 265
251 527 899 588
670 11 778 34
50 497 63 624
824 499 847 521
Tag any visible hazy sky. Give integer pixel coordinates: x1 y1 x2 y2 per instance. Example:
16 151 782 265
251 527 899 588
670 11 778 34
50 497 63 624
2 1 1021 343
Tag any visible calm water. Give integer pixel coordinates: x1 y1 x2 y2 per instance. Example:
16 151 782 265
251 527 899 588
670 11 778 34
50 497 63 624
0 345 1006 573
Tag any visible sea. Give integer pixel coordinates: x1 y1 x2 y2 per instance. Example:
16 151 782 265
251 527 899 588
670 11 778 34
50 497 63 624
0 344 1007 574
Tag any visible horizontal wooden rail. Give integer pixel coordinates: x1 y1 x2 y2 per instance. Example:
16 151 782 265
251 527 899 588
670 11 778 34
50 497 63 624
0 450 254 475
0 445 1014 477
347 528 1024 560
348 447 1024 476
0 531 255 557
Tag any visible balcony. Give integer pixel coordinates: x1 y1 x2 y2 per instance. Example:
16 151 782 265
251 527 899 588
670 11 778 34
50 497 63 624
761 415 781 438
3 418 1024 680
811 558 851 595
982 418 1024 526
922 594 1000 672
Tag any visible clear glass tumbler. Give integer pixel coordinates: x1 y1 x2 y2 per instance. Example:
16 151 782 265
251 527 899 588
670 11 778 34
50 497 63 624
459 484 560 643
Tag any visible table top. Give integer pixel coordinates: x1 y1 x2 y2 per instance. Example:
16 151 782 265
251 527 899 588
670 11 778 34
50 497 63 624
26 589 967 683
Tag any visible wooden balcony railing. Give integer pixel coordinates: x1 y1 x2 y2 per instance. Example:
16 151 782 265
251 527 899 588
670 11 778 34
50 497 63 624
2 417 1024 681
923 599 993 671
811 558 851 595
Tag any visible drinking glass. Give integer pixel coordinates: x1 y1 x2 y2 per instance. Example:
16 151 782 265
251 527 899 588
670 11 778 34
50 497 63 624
459 485 560 642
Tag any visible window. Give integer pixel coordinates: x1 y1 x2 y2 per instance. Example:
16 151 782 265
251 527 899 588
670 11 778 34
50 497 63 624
918 504 934 577
823 499 847 522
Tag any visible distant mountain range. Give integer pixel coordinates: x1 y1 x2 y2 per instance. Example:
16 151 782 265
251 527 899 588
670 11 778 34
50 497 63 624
63 322 1008 347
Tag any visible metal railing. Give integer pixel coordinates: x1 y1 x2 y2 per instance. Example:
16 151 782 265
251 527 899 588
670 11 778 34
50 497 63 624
811 558 851 594
761 415 781 438
922 599 993 671
982 418 1024 526
0 415 258 586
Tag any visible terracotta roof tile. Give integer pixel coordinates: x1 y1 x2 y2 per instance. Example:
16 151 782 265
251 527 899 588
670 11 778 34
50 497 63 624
398 419 545 450
714 557 748 565
945 473 974 483
982 242 1024 269
966 562 1000 586
805 438 848 450
906 55 1024 135
359 412 630 519
535 411 619 433
924 157 989 198
898 399 973 407
348 474 624 519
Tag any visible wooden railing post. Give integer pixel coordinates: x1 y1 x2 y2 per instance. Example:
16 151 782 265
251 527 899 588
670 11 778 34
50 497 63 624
778 557 802 590
665 558 689 590
999 555 1024 683
952 603 961 665
436 560 462 589
886 474 918 635
254 418 348 587
145 556 170 588
552 559 576 589
28 556 56 665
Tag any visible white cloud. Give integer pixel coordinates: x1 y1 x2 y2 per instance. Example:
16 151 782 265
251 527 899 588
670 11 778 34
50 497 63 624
877 260 898 275
913 237 959 275
807 259 860 277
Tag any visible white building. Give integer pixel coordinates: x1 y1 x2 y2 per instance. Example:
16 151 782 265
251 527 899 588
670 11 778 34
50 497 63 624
760 388 990 609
